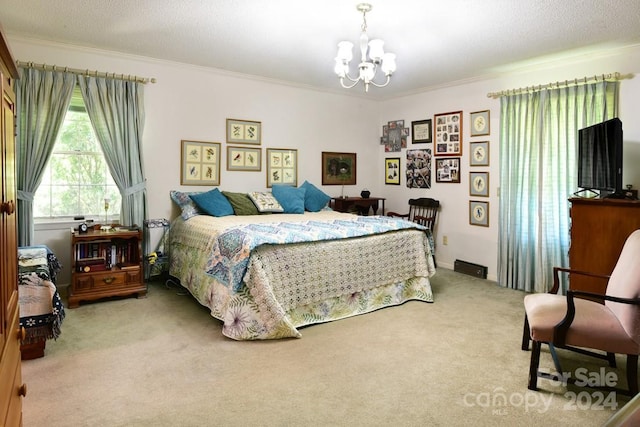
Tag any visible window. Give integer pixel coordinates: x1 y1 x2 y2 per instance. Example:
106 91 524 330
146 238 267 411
34 87 120 219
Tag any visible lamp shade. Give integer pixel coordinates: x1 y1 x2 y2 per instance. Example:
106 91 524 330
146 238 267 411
381 53 396 75
368 39 385 62
336 41 354 62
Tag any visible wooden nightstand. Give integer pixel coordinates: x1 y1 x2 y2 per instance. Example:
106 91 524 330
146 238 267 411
330 197 386 215
68 228 146 308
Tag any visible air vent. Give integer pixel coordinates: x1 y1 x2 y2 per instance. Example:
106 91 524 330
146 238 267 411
454 259 487 279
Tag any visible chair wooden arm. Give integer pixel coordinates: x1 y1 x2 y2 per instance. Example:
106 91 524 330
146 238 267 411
554 289 640 346
550 266 611 294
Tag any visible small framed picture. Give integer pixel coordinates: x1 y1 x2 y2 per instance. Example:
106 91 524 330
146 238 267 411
180 140 221 186
411 119 432 144
470 200 489 227
470 171 489 197
385 157 401 185
434 111 462 156
226 118 261 145
266 148 297 187
470 110 490 137
322 152 356 185
227 146 261 171
470 141 490 166
435 157 461 183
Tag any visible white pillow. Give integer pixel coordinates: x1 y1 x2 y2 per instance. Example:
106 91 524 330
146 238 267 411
248 191 284 213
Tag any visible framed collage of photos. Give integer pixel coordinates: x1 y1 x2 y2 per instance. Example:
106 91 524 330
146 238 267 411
434 111 462 156
381 120 409 152
180 140 221 186
266 148 297 187
435 158 460 183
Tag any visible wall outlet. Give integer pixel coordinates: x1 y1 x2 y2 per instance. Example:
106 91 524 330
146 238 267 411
443 235 448 245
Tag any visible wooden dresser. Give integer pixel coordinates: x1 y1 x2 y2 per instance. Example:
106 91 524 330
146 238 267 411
0 27 24 426
569 197 640 293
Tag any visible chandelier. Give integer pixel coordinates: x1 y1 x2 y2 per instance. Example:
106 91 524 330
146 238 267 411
334 3 396 92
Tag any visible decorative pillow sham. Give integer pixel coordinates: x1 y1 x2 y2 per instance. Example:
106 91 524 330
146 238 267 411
248 191 284 213
170 190 203 220
300 180 331 212
271 185 305 214
190 188 235 217
222 191 260 215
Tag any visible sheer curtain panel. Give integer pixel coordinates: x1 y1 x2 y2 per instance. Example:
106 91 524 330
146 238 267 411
498 81 619 293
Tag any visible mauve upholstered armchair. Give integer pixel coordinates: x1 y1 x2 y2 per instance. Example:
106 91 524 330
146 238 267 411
522 229 640 396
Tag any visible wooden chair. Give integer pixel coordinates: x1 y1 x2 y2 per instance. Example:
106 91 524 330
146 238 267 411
388 198 440 264
522 229 640 396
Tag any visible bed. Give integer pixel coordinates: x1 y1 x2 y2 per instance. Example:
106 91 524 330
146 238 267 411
168 209 436 340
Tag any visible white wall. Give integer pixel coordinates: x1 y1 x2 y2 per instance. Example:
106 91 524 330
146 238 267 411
9 37 640 285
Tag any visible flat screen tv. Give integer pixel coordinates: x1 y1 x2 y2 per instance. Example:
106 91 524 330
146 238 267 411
576 117 623 198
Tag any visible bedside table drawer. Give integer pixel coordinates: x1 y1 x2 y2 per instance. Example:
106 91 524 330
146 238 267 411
90 271 128 289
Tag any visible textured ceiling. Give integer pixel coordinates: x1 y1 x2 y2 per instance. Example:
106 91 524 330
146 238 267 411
1 0 639 99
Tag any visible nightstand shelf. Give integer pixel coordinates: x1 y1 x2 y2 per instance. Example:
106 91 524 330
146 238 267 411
69 228 146 308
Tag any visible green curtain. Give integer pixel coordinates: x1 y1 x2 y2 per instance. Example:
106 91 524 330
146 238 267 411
77 76 147 228
498 81 619 293
15 68 76 246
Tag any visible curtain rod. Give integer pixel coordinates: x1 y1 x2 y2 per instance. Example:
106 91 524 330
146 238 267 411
486 72 632 99
15 60 157 84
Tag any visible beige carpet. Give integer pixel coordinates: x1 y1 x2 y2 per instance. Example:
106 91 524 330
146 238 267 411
22 269 630 426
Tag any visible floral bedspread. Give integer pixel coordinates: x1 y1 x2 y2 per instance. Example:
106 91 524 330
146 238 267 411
204 216 427 292
169 211 435 340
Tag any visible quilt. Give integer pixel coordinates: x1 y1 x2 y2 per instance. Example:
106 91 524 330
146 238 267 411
170 211 436 340
18 246 66 344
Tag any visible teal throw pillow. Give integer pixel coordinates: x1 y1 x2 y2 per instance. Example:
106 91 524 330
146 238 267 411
272 185 306 214
189 188 234 217
222 191 260 215
300 180 331 212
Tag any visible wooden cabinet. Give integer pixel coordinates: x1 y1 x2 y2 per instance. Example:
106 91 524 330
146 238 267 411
0 28 23 427
569 198 640 293
69 229 146 308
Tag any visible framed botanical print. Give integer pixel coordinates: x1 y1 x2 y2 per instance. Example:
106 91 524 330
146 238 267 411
469 171 489 197
411 119 432 144
434 111 462 156
180 140 221 185
226 146 261 171
266 148 297 187
321 152 356 185
470 141 490 166
470 200 489 227
470 110 490 136
385 157 401 185
435 157 461 183
226 118 261 145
